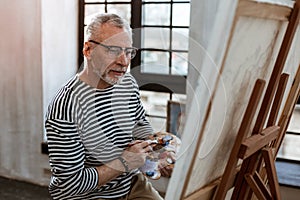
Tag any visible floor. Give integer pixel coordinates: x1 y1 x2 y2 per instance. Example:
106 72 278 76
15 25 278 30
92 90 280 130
0 176 51 200
276 159 300 188
0 175 299 200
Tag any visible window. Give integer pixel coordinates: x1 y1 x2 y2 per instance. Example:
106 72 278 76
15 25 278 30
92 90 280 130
79 0 190 132
131 0 190 94
276 103 300 188
277 103 300 162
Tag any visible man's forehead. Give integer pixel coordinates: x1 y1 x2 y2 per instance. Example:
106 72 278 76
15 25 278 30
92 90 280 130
99 24 132 45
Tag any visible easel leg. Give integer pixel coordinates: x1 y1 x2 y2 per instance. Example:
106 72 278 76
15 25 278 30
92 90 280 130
244 173 268 200
252 171 272 199
231 153 261 200
262 148 281 200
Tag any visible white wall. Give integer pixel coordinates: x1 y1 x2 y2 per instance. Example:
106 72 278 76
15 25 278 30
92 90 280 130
42 0 78 140
0 0 78 186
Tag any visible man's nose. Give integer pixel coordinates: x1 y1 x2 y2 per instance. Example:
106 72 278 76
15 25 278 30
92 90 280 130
117 51 130 65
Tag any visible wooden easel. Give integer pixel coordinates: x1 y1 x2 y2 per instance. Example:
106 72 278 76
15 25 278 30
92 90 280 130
234 126 280 199
230 65 300 200
214 65 300 200
231 126 281 200
214 1 300 199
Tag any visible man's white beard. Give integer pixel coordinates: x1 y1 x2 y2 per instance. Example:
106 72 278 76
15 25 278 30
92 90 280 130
93 67 124 86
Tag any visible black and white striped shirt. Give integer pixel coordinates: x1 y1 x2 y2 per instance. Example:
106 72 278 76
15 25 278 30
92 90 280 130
45 73 153 200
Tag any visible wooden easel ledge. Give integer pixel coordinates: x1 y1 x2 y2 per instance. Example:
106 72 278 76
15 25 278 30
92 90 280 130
237 0 294 21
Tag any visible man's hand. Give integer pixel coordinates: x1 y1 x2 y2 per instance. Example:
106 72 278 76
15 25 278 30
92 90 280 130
121 140 152 171
158 151 176 177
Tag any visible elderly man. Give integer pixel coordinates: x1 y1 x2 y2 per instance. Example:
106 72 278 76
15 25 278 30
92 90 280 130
45 13 164 200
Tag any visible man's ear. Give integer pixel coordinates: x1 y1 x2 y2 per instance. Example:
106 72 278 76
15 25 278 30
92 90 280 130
83 42 92 59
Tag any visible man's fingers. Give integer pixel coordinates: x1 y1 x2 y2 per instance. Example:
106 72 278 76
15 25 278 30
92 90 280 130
128 140 149 148
159 165 172 177
143 144 153 153
128 140 143 147
140 140 151 148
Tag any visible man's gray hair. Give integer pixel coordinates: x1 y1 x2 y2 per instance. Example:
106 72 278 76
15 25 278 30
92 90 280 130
86 13 132 41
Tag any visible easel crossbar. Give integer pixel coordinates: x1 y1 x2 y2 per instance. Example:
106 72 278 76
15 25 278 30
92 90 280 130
238 126 280 159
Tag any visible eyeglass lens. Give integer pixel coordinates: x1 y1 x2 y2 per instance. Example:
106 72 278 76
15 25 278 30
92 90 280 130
89 40 137 59
108 47 137 59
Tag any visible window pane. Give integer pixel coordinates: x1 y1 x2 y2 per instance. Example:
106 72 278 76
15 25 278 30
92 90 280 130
142 28 170 49
85 0 104 2
172 3 190 26
287 107 300 133
108 0 130 2
86 0 131 2
85 5 105 25
141 90 169 132
143 0 171 2
147 116 166 132
107 4 131 22
171 52 188 75
143 4 170 26
277 134 300 161
172 93 187 103
141 51 169 75
172 28 189 50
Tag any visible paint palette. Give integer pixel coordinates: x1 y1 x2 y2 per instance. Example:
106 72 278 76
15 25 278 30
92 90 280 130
139 132 181 179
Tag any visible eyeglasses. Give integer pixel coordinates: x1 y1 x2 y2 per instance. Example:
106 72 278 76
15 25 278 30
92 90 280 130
89 40 138 59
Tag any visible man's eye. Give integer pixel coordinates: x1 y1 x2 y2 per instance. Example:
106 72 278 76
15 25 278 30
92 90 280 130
109 47 121 54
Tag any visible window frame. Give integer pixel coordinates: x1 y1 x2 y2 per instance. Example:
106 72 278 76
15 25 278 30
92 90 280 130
131 0 189 94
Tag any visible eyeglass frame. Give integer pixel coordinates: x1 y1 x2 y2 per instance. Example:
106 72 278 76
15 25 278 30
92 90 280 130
88 40 138 59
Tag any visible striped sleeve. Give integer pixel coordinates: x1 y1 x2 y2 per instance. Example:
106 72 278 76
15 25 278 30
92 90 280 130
46 118 99 200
